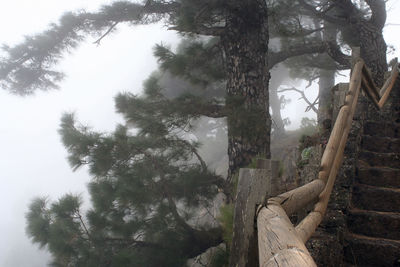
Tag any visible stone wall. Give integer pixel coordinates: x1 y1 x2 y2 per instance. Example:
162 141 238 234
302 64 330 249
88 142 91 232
305 77 400 266
306 82 365 266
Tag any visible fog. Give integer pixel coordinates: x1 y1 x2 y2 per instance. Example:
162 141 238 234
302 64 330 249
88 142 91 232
0 1 178 265
0 1 399 266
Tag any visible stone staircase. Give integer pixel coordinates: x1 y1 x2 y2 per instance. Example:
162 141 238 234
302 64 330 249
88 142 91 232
344 121 400 266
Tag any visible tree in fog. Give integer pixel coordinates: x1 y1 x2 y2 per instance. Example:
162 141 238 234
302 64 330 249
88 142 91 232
270 0 388 136
0 0 353 181
27 79 227 265
1 0 388 265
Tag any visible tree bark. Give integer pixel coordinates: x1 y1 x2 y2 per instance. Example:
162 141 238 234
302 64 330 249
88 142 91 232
318 23 336 139
358 21 387 86
318 68 335 137
221 0 271 184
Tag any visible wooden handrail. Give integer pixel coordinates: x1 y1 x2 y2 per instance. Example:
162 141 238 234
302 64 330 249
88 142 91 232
257 53 399 266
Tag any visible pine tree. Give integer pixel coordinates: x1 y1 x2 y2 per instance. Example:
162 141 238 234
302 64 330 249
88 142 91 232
0 0 354 181
297 0 388 85
27 79 227 265
9 1 388 265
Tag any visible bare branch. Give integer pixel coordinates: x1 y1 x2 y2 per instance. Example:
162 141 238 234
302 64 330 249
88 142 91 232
268 41 326 69
75 209 92 241
93 22 119 46
278 87 318 113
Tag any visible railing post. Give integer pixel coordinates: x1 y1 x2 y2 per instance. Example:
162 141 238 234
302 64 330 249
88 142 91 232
257 205 317 267
229 159 273 267
332 83 349 123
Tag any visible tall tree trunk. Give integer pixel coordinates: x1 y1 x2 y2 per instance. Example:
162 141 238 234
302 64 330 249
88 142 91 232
318 68 335 137
270 83 285 136
318 23 336 139
352 0 388 85
359 22 387 86
221 0 270 185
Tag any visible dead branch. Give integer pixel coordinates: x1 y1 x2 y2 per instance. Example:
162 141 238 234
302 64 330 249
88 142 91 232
278 87 319 113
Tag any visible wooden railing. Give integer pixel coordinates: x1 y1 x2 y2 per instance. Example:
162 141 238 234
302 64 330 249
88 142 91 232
255 52 399 266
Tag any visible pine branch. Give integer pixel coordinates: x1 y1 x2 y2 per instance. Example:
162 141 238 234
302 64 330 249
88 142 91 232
137 147 198 234
93 22 119 45
142 1 180 15
0 1 180 94
269 40 351 70
75 209 92 241
104 237 167 249
268 41 326 69
298 0 347 26
168 25 225 36
197 103 227 118
192 149 207 172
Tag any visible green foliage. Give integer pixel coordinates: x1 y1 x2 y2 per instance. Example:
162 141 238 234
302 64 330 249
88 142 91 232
278 160 284 178
12 1 381 266
0 2 148 94
27 76 226 265
217 204 234 247
154 38 225 88
210 247 229 267
299 117 318 136
301 147 314 161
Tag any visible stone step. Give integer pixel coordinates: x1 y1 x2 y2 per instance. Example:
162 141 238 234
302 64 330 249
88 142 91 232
351 184 400 212
357 167 400 188
344 233 400 267
361 135 400 153
347 209 400 240
358 150 400 168
363 121 400 138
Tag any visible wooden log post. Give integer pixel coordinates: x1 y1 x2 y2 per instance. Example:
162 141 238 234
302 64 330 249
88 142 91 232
295 57 364 243
257 205 316 267
229 159 276 267
332 83 349 123
378 61 399 108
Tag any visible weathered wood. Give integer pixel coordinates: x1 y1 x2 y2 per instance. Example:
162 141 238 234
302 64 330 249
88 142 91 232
256 158 270 170
295 211 324 243
257 205 316 267
378 62 399 108
268 179 325 216
318 107 349 182
318 60 363 183
361 66 381 100
315 71 361 214
296 60 363 243
361 75 380 108
229 160 271 267
256 51 400 265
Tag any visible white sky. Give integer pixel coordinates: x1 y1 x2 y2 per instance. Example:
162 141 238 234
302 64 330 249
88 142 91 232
0 1 398 266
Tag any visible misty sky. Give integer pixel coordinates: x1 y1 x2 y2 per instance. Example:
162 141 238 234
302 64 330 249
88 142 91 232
0 1 399 266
